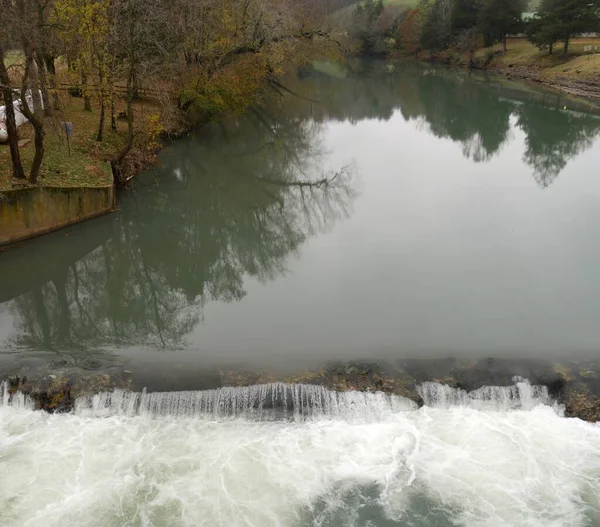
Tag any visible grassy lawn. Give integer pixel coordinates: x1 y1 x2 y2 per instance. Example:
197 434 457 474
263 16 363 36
1 48 165 191
1 100 111 191
382 0 418 9
472 37 600 79
0 93 160 191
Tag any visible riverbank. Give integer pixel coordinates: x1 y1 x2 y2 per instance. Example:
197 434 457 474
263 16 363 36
2 356 599 422
0 185 114 248
0 93 156 246
417 37 600 101
0 94 165 192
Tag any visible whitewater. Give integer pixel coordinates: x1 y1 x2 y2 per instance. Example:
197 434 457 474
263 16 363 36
1 380 599 527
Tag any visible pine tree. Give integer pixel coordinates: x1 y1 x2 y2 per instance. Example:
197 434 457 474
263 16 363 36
533 0 600 55
479 0 526 52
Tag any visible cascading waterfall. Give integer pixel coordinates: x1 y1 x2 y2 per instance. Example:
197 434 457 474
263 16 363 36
1 378 555 419
0 381 34 410
417 376 553 411
2 379 599 527
74 383 418 421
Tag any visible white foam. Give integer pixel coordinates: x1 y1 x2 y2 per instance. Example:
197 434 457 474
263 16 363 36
1 381 599 526
0 381 34 410
74 383 417 421
417 376 555 411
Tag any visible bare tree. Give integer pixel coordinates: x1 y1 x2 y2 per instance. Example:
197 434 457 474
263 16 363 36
0 41 26 180
110 0 174 184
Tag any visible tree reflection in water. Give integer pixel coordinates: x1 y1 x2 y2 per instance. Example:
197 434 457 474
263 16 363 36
3 60 600 359
296 60 600 186
1 99 356 354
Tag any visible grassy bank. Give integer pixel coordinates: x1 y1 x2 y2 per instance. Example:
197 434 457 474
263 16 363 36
0 92 164 192
418 37 600 98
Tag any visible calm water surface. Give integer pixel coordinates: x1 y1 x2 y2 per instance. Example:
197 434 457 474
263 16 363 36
2 61 600 527
2 61 600 374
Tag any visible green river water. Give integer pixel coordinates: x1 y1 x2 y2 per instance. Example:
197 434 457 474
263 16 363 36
1 60 600 527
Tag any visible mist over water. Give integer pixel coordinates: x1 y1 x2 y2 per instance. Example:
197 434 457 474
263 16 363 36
2 380 600 527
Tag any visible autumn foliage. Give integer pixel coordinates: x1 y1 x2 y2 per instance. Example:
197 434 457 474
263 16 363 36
400 8 427 55
0 0 340 186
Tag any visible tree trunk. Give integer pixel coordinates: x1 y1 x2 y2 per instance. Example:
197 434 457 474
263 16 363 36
44 56 56 75
35 51 51 116
82 71 92 111
112 0 136 186
97 100 106 142
111 98 117 131
29 121 45 184
563 36 569 56
96 67 106 141
34 2 51 116
132 69 140 100
51 85 60 111
503 35 507 54
19 54 45 184
122 82 134 159
44 55 60 110
0 45 26 180
549 42 553 55
112 64 135 186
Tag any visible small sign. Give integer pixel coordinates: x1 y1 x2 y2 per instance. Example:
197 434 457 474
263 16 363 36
59 121 73 156
61 121 73 136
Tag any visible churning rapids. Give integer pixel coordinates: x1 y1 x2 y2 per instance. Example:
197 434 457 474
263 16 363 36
1 380 600 527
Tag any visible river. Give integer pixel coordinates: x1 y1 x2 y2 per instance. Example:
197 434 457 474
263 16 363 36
1 60 600 526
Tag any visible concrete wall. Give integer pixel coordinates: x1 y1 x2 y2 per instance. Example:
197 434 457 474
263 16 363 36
0 185 114 247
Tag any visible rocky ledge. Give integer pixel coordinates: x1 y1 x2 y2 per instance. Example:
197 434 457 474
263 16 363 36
2 357 600 422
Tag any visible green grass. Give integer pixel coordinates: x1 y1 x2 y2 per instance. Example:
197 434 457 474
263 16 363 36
474 37 600 73
3 50 24 69
1 99 113 190
2 49 162 191
382 0 418 8
0 95 160 191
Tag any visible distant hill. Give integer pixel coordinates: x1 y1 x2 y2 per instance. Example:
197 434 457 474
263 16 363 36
334 0 540 27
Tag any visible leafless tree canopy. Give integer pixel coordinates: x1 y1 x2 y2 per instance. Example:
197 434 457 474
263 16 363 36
0 0 344 184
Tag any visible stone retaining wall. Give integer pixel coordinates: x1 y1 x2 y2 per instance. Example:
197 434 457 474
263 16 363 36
0 185 114 247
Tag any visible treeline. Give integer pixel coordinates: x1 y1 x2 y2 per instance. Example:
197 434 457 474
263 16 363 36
0 0 339 185
352 0 600 58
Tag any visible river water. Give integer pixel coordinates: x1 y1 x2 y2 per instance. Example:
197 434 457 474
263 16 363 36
2 61 600 525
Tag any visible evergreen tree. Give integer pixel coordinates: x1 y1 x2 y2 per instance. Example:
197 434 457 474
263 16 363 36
479 0 526 52
533 0 600 55
420 0 454 50
526 12 561 54
451 0 481 35
352 0 388 56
